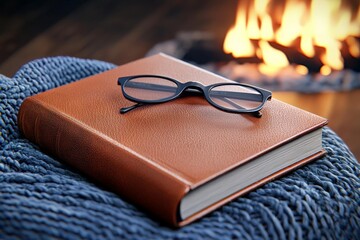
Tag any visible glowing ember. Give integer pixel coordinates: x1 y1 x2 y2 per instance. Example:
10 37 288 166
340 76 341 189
223 0 360 75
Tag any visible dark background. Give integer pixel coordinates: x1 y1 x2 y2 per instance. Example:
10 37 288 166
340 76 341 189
0 0 237 76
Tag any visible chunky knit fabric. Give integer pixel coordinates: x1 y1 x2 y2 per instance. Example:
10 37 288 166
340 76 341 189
1 57 359 239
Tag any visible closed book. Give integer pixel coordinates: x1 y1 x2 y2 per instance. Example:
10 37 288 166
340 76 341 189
18 53 327 227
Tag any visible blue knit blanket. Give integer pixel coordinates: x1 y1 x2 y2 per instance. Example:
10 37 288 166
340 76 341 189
1 57 359 239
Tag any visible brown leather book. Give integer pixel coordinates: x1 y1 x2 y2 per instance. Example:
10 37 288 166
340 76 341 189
18 53 327 227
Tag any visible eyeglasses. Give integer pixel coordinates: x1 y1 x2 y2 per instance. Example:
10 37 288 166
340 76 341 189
117 75 272 117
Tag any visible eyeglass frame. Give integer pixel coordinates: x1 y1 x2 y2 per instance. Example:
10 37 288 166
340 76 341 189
117 74 272 117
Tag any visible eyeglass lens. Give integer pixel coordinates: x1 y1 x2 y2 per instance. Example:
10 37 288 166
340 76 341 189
124 77 178 101
209 85 263 111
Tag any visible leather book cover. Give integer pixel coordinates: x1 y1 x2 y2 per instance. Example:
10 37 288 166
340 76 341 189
18 53 327 227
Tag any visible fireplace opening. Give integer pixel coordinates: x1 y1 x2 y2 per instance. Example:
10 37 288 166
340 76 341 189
147 0 360 92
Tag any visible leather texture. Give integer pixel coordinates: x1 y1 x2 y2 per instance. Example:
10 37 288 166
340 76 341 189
18 54 327 226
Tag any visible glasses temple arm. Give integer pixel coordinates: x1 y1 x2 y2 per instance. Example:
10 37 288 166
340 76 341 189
120 103 144 114
209 90 264 102
212 96 262 118
121 81 176 93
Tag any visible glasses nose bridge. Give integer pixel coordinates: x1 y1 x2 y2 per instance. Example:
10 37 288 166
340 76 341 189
183 81 205 92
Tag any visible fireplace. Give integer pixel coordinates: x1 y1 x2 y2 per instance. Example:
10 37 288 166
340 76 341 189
147 0 360 92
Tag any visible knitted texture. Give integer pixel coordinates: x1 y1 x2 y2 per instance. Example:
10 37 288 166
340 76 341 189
1 57 359 239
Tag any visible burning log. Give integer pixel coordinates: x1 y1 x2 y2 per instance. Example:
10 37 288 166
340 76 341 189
146 0 360 92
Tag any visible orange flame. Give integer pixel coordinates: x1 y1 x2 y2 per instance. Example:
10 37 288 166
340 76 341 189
223 0 360 75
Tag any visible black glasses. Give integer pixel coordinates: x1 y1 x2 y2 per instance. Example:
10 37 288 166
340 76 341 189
117 75 272 117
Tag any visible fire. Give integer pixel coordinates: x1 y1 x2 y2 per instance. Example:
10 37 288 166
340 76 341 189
223 0 255 57
223 0 360 75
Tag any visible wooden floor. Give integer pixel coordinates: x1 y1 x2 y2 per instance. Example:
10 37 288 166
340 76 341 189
1 0 359 160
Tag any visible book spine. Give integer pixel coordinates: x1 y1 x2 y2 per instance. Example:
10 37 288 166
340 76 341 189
18 98 188 226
